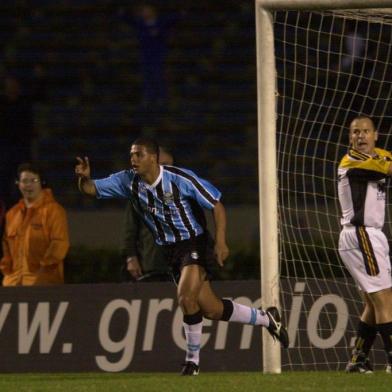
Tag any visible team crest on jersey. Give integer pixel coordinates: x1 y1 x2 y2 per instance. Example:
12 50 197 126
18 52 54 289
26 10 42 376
163 192 174 203
191 251 199 260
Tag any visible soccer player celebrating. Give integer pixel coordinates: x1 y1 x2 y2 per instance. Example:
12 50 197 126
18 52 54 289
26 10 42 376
75 137 288 375
338 116 392 373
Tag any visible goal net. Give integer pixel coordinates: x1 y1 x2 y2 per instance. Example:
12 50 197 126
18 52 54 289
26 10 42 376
257 2 392 371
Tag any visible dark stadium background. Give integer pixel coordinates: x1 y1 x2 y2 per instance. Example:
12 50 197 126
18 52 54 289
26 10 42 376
0 0 259 282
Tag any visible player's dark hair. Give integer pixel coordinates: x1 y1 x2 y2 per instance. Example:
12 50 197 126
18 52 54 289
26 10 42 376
132 137 160 160
16 162 47 187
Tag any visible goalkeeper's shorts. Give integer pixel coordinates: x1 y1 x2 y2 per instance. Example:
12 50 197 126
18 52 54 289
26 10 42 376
339 226 392 293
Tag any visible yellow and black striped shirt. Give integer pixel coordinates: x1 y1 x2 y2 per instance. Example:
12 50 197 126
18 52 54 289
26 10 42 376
338 148 392 228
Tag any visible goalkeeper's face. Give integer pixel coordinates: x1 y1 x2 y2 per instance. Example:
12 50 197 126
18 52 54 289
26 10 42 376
349 118 378 155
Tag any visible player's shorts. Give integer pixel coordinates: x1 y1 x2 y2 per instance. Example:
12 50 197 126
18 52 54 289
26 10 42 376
339 225 392 293
160 232 217 285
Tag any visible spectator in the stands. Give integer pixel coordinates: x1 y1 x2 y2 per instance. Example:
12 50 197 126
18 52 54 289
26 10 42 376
119 3 181 114
0 163 69 286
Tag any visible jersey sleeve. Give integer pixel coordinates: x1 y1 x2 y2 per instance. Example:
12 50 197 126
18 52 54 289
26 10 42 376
176 168 221 210
94 170 133 199
339 150 392 180
375 147 392 161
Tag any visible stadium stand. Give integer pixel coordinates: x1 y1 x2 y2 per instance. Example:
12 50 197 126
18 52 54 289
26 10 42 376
0 1 257 206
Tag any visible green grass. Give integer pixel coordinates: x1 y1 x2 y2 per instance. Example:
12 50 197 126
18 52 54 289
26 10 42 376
0 372 390 392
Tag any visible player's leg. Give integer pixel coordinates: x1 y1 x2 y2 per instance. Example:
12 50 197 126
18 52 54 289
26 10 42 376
367 227 392 372
177 264 206 375
177 264 206 314
368 287 392 372
340 227 392 372
198 280 266 324
369 287 392 323
196 280 223 319
346 294 377 373
197 280 289 348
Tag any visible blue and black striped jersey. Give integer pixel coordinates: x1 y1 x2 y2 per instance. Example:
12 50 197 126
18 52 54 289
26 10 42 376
94 165 221 245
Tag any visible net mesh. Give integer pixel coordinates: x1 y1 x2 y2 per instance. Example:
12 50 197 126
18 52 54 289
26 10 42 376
273 9 392 370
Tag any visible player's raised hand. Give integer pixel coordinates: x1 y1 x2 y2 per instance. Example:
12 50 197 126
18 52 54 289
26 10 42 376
75 156 97 196
75 156 91 179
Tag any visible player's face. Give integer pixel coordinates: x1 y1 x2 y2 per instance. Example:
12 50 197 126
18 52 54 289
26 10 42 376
17 171 42 202
130 144 157 175
349 118 378 155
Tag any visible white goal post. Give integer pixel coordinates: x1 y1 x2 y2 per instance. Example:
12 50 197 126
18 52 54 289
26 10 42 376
256 0 392 373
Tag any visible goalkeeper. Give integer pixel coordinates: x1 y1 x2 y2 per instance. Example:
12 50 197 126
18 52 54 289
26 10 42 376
75 137 289 376
338 116 392 373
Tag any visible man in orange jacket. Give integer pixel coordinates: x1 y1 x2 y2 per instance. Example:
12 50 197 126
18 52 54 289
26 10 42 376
0 163 69 285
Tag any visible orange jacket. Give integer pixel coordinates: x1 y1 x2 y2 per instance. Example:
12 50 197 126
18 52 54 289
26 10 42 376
0 189 69 286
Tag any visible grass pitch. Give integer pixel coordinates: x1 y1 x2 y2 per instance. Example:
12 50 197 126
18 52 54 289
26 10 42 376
0 371 390 392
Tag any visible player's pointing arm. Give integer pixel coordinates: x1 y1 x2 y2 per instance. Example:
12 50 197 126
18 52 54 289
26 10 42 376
75 156 97 196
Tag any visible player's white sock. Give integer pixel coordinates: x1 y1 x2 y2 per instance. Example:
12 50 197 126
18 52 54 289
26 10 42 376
183 321 202 365
229 302 269 326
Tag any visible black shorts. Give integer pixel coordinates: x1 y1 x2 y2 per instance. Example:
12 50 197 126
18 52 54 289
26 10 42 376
161 232 217 284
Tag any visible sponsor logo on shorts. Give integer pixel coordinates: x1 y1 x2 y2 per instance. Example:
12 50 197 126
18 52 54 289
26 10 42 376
191 251 199 260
